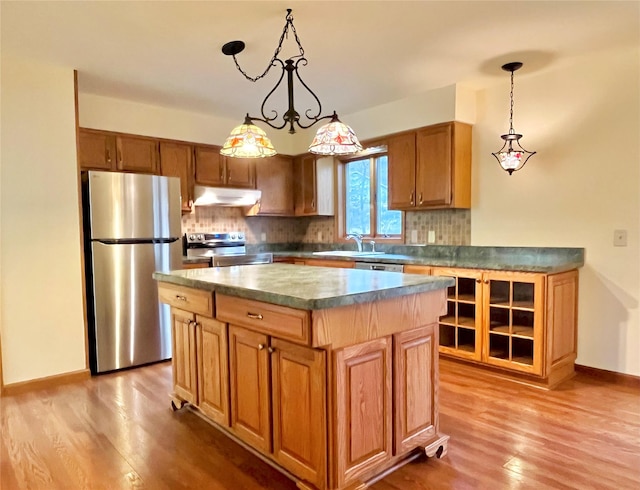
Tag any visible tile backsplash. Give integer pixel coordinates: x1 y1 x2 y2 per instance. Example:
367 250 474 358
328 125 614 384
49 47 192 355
182 206 470 245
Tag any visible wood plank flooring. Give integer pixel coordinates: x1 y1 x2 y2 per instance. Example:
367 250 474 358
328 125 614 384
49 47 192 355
1 359 638 489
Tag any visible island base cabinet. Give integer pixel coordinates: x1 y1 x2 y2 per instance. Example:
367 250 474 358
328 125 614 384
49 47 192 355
171 308 198 406
393 325 438 455
271 339 327 489
333 337 393 489
196 316 229 426
228 325 271 453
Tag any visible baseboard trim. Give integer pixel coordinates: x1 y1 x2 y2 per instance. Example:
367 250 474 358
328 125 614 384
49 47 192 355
1 369 91 396
575 364 640 389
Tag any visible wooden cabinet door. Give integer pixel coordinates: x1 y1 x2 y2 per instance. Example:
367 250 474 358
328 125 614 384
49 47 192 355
393 325 437 455
171 308 198 404
78 129 116 170
271 339 326 489
387 132 416 210
116 135 158 173
194 146 225 186
294 154 318 215
225 157 256 188
416 123 452 208
482 271 544 375
228 325 271 453
431 267 483 361
251 155 294 215
196 316 229 426
160 142 193 212
334 337 392 487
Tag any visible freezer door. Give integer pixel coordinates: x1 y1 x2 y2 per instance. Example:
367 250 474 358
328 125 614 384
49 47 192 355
89 240 182 373
87 171 181 240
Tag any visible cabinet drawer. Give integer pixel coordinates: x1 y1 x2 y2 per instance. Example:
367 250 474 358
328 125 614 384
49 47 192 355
158 283 214 316
216 294 310 345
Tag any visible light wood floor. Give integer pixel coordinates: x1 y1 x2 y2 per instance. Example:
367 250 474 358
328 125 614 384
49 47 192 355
2 359 639 489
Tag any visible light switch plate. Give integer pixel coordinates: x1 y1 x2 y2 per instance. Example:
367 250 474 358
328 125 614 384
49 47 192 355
260 232 266 242
428 230 436 244
410 230 418 244
613 229 627 247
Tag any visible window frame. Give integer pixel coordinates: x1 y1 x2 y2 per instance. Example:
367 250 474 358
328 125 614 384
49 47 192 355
335 147 404 244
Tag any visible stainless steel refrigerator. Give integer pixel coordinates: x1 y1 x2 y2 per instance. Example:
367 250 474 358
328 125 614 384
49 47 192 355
82 170 182 373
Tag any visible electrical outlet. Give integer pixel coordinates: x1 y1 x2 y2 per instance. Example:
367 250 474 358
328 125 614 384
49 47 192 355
260 232 266 242
317 231 323 242
410 230 418 244
613 229 627 247
428 230 436 244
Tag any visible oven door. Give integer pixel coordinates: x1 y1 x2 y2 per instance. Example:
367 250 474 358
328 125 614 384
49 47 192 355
212 253 273 267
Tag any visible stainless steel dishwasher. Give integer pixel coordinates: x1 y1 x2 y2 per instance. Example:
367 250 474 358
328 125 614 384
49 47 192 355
354 262 404 272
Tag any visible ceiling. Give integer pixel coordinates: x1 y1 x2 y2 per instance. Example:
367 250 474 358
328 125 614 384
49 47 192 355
2 1 639 123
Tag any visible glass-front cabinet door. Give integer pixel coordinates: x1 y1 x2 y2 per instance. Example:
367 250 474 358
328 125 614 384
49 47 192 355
431 267 483 361
482 271 545 375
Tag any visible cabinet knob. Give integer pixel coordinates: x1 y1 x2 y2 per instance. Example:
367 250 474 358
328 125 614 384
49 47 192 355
105 149 111 163
410 191 414 205
227 170 231 182
175 295 187 301
268 347 276 354
247 312 263 320
258 343 265 350
476 279 481 283
419 192 423 205
483 279 489 284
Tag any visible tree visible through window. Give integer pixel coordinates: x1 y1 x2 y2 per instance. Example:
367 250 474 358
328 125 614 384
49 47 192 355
344 154 402 238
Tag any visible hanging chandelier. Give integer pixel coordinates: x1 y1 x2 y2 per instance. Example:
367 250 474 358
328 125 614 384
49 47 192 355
220 9 362 158
491 62 536 175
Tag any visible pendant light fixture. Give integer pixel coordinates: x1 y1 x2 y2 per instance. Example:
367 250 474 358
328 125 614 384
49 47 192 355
492 62 536 175
220 9 362 158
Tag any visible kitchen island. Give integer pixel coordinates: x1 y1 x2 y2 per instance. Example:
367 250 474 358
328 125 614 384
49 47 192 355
154 264 454 490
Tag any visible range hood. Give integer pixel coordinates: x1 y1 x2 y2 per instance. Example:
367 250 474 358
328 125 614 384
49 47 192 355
192 185 261 207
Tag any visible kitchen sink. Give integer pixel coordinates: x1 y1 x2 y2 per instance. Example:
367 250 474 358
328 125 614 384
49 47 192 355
312 250 386 257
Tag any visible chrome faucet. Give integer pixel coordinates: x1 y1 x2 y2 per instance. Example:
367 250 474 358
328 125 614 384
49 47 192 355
346 234 363 252
370 240 376 253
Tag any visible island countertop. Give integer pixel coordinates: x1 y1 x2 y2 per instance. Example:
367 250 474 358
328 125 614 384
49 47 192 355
153 263 453 310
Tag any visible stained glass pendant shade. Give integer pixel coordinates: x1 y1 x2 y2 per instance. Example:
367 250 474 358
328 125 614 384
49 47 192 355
491 62 536 175
220 115 277 158
309 112 363 155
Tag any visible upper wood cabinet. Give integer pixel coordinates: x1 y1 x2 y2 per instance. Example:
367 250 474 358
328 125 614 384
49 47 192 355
78 129 117 171
293 154 334 216
78 129 158 174
387 132 417 209
388 121 472 210
246 155 294 216
117 135 159 173
194 146 256 189
159 141 193 213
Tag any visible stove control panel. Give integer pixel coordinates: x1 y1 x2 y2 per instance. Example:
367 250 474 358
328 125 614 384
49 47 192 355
185 231 245 245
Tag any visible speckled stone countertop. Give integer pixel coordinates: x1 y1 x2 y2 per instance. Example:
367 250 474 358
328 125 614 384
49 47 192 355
249 244 585 273
154 263 453 310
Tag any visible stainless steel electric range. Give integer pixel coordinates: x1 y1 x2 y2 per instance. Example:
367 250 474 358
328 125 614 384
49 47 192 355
183 231 272 266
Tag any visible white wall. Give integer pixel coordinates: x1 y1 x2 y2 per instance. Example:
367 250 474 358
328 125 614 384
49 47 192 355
0 57 86 384
472 47 640 376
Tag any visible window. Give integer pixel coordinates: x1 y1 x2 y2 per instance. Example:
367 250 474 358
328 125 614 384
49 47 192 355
341 153 403 240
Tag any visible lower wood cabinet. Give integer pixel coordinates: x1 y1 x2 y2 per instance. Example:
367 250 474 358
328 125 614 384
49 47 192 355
161 286 448 490
393 325 437 454
425 267 579 387
334 337 392 487
197 316 229 425
228 325 271 452
170 308 198 405
271 338 326 486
